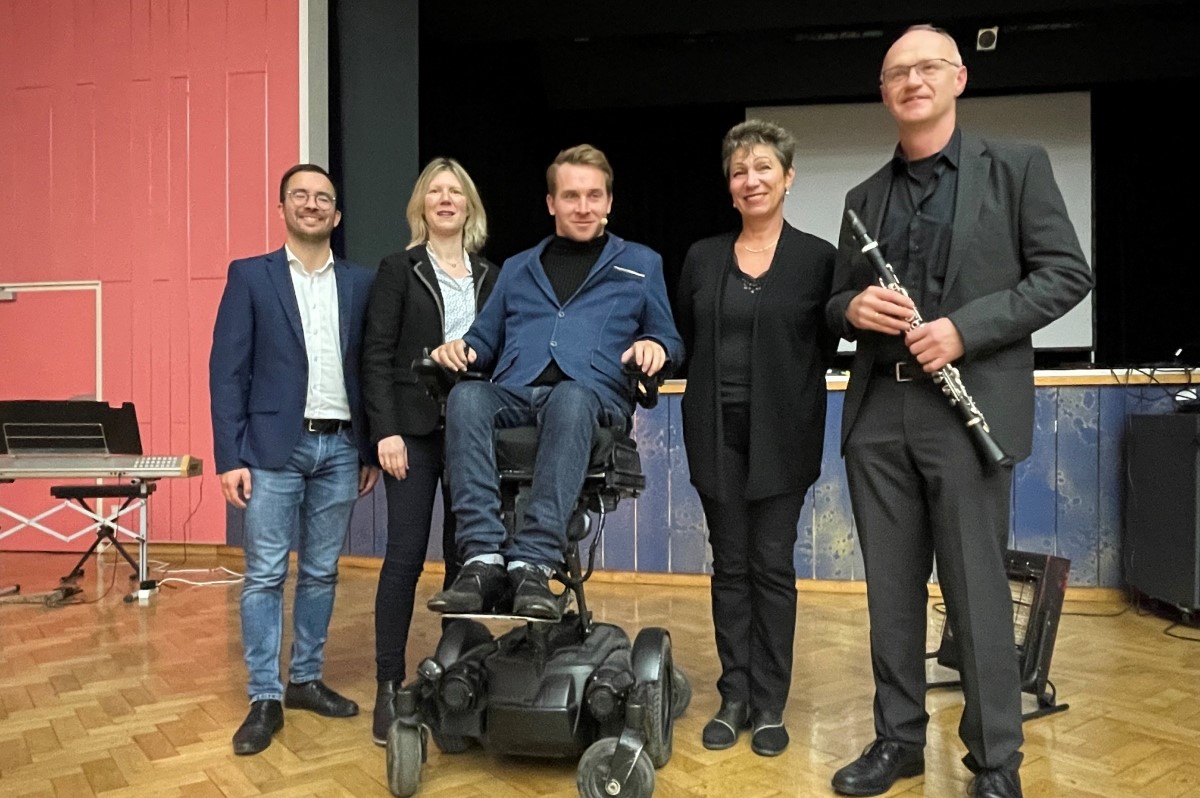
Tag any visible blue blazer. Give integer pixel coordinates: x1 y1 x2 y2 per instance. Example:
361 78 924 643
464 233 684 416
209 247 376 473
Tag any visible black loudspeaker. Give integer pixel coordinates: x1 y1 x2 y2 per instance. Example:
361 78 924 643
1125 413 1200 615
931 550 1071 721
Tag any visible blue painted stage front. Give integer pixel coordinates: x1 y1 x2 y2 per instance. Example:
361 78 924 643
225 379 1185 589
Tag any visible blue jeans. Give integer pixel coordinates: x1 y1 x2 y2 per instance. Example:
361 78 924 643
445 380 625 567
241 428 360 703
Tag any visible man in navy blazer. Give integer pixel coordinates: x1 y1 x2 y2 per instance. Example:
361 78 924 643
825 27 1091 798
426 144 683 621
209 164 379 756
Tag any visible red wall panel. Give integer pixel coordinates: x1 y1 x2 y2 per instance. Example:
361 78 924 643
0 0 300 547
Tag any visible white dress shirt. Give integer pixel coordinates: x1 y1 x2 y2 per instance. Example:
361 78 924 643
286 245 351 420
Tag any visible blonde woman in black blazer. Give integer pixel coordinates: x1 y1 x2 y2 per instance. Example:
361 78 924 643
361 157 497 745
677 120 837 758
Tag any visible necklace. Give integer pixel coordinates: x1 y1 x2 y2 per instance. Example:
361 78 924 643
739 240 776 254
426 243 467 272
738 272 766 294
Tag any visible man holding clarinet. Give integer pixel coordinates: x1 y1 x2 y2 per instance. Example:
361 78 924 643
825 24 1092 798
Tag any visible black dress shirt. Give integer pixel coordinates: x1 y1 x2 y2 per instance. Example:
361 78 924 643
877 128 961 361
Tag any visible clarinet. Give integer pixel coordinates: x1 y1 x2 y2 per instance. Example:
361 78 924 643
845 209 1013 468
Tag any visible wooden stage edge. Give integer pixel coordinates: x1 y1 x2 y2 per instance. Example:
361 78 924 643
659 367 1196 393
139 544 1123 604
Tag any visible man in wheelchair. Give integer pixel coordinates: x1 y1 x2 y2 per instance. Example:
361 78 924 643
426 144 683 622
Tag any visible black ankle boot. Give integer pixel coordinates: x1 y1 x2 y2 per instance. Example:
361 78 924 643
701 699 751 750
372 680 400 746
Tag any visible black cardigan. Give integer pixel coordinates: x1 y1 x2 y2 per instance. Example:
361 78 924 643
677 223 837 501
362 247 497 442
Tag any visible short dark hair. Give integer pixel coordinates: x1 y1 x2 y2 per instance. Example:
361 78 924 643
278 163 336 203
721 120 796 180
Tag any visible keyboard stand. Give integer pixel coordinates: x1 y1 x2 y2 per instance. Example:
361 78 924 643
50 482 156 591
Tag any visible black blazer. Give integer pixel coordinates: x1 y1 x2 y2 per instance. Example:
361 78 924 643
678 223 837 501
362 247 497 442
826 132 1093 463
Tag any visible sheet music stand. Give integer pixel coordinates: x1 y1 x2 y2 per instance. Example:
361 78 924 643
0 400 156 592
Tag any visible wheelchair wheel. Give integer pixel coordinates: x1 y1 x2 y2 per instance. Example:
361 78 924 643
386 721 424 798
428 618 492 754
631 627 674 768
669 664 692 719
576 736 655 798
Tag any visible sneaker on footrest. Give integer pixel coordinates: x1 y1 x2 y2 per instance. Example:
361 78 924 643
508 565 562 621
427 561 507 613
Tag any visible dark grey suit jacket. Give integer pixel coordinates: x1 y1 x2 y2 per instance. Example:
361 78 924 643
825 131 1093 463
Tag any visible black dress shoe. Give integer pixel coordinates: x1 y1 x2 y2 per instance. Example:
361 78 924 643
701 699 751 750
750 708 789 757
283 679 359 717
509 565 561 620
372 680 399 746
427 561 507 613
232 699 283 755
832 738 925 796
969 768 1023 798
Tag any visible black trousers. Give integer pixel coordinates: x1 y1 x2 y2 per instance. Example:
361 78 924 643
699 403 806 715
374 431 459 683
845 375 1023 773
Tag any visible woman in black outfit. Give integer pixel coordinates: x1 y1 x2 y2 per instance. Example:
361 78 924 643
677 120 837 757
362 157 497 744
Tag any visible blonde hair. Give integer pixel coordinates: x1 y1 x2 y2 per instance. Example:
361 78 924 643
405 157 488 253
546 144 614 195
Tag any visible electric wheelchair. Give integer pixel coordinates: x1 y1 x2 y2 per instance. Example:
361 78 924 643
384 357 692 798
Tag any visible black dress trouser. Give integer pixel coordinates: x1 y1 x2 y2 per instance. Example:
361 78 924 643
374 431 458 684
844 375 1023 773
700 403 806 715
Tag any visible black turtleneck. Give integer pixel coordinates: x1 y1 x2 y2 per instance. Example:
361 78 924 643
541 233 607 304
532 233 607 385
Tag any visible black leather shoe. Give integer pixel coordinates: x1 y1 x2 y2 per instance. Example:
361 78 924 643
701 699 751 750
232 699 283 755
969 768 1023 798
372 680 399 746
283 679 359 717
750 708 789 757
832 738 925 796
427 561 507 613
509 565 561 620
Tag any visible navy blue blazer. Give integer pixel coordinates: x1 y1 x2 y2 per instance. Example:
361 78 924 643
209 247 376 474
463 233 684 416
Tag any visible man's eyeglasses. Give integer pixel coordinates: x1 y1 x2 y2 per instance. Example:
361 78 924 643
286 189 336 209
880 58 961 86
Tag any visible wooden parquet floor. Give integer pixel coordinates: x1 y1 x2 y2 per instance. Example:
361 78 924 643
2 549 1199 798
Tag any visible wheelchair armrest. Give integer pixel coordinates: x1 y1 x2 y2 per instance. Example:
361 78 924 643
411 350 489 406
623 361 671 410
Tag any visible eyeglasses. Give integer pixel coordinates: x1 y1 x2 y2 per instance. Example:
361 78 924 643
880 58 961 86
285 189 336 209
